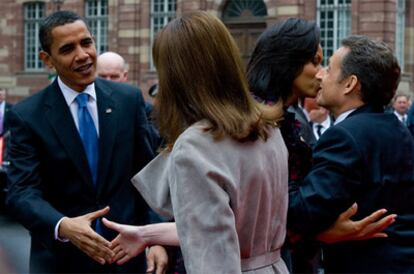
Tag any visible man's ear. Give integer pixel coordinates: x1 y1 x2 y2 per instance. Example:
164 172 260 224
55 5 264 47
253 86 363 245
39 51 54 69
343 75 360 95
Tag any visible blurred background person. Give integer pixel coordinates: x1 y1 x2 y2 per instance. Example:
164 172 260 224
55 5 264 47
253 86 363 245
96 51 161 151
308 107 332 141
96 52 128 82
0 88 12 137
305 98 333 141
392 94 409 125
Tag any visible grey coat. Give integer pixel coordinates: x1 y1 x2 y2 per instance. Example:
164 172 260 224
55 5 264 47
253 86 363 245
133 121 289 274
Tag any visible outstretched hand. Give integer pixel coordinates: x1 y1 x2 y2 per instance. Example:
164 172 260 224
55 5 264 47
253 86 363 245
58 206 114 264
102 217 148 265
317 203 397 244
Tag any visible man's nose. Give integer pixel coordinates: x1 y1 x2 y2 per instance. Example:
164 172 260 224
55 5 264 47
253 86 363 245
75 47 89 61
316 67 326 79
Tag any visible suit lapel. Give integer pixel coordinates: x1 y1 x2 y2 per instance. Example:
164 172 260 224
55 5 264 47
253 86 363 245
44 81 95 194
95 79 118 196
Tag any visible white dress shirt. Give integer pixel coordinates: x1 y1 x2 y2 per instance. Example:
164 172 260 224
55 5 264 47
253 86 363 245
393 111 408 124
58 77 99 135
312 115 332 140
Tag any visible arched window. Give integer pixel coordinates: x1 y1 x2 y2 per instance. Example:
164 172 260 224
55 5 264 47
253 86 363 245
223 0 267 19
222 0 267 64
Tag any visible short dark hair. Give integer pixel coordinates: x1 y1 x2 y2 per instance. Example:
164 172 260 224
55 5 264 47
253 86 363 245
340 35 401 107
247 18 320 103
39 10 89 54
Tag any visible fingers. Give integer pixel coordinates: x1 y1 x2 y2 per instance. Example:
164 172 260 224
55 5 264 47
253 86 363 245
87 206 110 221
148 245 168 274
102 217 122 233
112 245 127 263
117 253 133 265
339 203 358 220
360 214 397 238
77 228 114 264
357 208 388 228
146 251 155 273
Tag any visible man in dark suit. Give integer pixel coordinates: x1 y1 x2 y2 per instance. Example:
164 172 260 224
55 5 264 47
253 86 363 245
288 35 414 272
0 88 12 137
6 11 167 273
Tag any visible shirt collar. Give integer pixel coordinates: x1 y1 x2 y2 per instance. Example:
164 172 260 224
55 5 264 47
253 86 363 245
393 111 407 120
334 108 356 125
315 115 331 128
58 77 96 106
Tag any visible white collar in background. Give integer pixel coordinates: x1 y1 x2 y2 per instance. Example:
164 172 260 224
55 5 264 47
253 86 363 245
314 115 331 129
393 110 407 121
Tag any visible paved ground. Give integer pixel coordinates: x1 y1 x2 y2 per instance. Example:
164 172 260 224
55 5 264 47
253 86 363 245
0 211 30 274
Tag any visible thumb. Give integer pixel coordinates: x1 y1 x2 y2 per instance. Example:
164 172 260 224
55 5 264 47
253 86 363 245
340 203 358 220
102 217 122 232
87 206 110 221
146 251 155 273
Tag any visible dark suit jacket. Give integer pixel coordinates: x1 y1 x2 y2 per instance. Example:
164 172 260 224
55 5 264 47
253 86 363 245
407 103 414 137
7 78 154 273
288 105 414 273
2 102 12 135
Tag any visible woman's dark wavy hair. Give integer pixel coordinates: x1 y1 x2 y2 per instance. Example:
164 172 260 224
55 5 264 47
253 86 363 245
247 18 320 103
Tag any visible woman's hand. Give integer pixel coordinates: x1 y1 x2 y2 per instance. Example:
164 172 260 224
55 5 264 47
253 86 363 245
317 203 397 244
102 218 148 265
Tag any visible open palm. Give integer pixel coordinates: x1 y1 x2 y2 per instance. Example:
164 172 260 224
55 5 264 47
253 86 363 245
102 218 148 265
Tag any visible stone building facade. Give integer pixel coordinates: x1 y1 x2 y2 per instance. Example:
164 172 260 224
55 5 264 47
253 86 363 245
0 0 413 102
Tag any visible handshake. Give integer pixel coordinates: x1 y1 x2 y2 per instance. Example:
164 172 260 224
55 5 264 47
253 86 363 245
58 206 174 273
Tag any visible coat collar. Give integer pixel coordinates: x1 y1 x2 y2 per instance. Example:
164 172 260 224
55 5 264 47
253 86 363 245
348 104 384 118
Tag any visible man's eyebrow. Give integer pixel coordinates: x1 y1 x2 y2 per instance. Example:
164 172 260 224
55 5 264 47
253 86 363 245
58 43 74 53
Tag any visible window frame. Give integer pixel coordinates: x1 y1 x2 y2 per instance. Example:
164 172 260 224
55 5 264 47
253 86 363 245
24 2 45 71
317 0 352 66
395 0 405 71
85 0 108 55
149 0 176 69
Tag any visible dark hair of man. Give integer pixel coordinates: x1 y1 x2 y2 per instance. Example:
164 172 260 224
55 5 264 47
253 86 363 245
39 10 89 54
247 18 320 103
340 35 401 107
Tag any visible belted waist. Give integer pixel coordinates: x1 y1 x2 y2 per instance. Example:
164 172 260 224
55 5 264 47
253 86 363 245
241 249 281 271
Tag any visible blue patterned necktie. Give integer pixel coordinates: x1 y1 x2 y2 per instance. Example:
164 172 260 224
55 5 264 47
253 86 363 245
76 93 98 186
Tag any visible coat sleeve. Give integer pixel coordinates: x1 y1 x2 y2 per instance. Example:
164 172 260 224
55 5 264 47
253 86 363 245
288 125 364 236
169 134 242 274
6 109 64 249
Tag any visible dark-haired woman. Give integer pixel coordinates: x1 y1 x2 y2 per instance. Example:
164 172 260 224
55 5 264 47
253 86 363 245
247 18 324 274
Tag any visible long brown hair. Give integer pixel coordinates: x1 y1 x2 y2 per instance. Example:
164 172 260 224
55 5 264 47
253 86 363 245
153 11 283 151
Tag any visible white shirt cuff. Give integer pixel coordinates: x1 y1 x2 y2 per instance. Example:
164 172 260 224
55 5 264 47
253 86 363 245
55 217 69 242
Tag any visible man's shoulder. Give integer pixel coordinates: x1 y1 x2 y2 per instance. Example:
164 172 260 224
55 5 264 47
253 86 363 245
13 84 53 113
95 78 142 96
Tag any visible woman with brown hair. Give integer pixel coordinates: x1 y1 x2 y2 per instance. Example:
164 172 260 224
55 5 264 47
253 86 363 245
104 11 289 273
